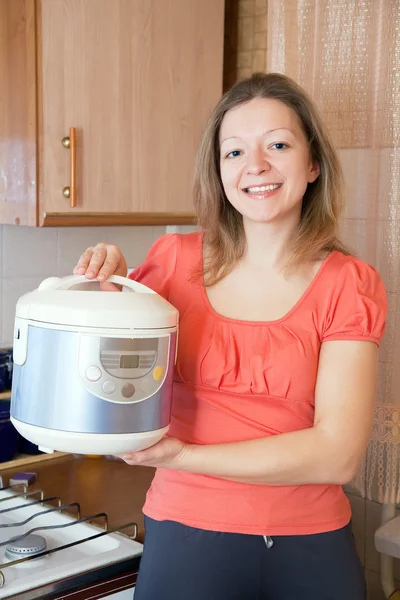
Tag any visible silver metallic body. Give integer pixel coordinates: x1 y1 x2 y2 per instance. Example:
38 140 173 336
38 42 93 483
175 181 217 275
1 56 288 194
11 326 176 434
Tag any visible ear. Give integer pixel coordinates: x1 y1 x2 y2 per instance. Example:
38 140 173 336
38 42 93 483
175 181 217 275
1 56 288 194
308 160 320 183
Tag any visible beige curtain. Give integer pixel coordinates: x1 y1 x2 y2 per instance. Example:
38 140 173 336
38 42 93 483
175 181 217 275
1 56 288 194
267 0 400 504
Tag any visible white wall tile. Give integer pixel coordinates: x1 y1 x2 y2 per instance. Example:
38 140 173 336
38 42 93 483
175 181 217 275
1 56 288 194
2 225 58 278
57 226 165 275
108 226 166 267
1 276 45 345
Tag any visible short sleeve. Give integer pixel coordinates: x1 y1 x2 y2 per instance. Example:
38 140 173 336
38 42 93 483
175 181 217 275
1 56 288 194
321 258 387 346
128 234 180 301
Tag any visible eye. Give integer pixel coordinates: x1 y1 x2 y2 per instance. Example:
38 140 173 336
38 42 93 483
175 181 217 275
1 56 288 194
270 142 289 151
225 150 242 159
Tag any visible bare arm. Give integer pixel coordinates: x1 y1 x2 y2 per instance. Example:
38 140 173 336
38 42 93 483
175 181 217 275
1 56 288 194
124 340 379 486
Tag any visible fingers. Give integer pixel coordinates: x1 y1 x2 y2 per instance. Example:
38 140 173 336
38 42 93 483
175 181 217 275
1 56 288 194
73 246 96 277
116 453 139 465
73 243 123 281
99 281 122 292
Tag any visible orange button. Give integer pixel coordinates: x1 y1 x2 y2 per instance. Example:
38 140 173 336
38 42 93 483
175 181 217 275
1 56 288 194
153 366 164 381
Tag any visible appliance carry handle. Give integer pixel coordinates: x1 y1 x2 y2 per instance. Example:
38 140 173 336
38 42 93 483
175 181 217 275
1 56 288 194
38 274 156 294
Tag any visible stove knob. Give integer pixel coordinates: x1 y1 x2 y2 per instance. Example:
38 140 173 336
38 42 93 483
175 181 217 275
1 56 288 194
86 366 102 382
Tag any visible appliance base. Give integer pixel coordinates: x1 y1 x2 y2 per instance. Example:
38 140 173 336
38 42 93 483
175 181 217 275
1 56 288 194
11 418 169 455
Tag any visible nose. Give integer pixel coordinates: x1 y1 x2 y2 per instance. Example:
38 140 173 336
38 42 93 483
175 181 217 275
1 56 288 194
246 148 271 175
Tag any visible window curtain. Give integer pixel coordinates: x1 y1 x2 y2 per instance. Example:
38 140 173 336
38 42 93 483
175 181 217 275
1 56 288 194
267 0 400 503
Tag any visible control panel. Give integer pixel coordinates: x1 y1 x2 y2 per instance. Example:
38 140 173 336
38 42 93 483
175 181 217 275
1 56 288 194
78 334 170 403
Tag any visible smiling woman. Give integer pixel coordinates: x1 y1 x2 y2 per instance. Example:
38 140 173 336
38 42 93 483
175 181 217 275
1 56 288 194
194 72 348 286
73 72 387 600
219 98 319 229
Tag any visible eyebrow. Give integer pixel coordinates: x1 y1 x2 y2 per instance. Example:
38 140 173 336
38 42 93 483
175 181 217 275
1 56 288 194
220 128 295 145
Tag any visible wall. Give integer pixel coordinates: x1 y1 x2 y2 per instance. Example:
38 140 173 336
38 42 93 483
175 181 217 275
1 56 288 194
0 224 198 346
223 0 268 90
0 225 159 345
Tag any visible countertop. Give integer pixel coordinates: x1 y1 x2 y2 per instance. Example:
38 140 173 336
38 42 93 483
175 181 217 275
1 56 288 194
0 454 155 543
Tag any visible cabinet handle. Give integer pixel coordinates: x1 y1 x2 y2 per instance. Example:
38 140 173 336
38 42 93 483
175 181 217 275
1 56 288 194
61 127 77 208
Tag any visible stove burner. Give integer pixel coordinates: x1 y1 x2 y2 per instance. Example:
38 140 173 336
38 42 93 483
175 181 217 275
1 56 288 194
4 534 47 560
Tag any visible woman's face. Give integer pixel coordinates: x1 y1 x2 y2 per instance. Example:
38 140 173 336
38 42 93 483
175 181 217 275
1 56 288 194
219 97 320 227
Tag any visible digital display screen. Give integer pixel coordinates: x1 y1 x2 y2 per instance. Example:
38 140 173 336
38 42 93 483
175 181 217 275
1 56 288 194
120 355 139 369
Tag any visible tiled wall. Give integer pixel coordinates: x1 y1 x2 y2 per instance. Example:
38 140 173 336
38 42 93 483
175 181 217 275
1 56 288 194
223 0 268 90
0 223 198 347
0 225 166 346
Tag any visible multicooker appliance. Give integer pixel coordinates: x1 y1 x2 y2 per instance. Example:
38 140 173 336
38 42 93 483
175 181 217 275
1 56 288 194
10 274 179 455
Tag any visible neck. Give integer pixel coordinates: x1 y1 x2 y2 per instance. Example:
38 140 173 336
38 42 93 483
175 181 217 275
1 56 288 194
242 215 300 269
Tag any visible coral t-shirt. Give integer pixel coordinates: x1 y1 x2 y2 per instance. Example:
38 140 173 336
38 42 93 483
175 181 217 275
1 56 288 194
129 232 387 536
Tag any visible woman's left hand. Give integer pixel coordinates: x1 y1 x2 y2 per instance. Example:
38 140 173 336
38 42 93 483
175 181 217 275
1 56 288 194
116 437 189 469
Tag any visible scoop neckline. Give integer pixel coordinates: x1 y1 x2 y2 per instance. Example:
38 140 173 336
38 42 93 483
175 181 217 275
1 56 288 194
198 233 338 326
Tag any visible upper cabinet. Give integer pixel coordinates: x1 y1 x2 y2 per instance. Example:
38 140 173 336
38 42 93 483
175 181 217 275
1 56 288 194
0 0 224 226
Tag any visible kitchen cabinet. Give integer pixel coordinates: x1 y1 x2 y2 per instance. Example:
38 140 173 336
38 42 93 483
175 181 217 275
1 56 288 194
0 0 224 227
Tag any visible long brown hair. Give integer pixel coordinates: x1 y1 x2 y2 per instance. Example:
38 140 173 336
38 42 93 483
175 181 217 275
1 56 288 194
193 72 350 286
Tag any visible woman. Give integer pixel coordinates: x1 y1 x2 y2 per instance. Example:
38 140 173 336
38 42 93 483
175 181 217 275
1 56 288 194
74 73 387 599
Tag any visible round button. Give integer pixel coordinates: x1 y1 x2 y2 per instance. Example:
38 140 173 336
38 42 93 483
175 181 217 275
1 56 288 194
85 366 102 382
140 378 154 395
122 383 136 399
153 366 164 381
102 380 116 394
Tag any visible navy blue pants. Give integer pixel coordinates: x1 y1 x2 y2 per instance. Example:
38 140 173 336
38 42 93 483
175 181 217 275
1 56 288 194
134 517 365 599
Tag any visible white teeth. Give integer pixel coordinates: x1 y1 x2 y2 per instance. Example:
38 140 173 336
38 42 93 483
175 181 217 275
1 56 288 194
246 184 281 193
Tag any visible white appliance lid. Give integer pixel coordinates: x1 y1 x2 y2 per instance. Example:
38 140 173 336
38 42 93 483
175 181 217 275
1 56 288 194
15 275 178 330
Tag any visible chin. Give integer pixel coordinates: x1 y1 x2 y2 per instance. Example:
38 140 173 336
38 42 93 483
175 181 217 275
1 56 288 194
240 204 302 227
242 212 280 224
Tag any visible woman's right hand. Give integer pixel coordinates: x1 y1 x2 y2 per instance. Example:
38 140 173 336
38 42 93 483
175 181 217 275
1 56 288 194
73 243 128 291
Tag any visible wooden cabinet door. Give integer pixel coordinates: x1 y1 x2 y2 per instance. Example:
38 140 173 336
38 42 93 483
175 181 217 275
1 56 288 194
37 0 224 226
0 0 37 226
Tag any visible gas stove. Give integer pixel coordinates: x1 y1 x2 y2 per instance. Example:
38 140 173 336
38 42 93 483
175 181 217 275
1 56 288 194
0 477 142 600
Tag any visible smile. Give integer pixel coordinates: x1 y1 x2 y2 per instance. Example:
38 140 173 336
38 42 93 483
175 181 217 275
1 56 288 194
243 183 283 193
